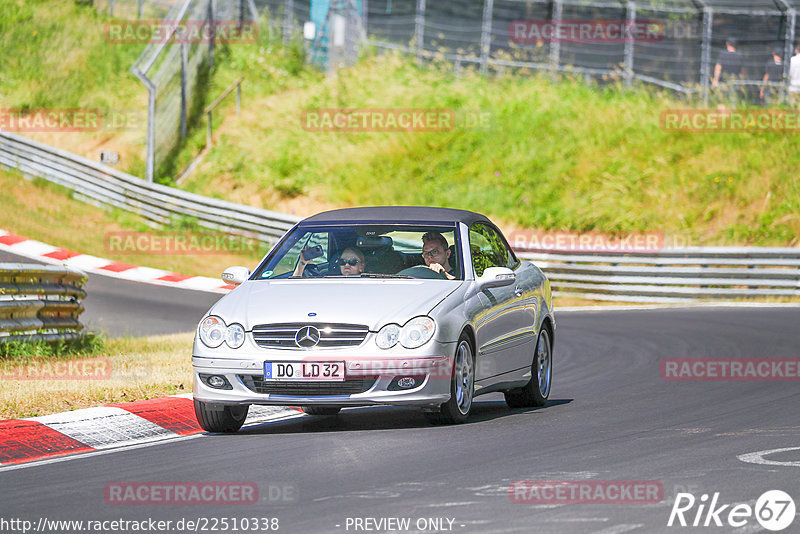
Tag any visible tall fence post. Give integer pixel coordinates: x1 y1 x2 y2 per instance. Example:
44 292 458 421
415 0 426 64
180 40 189 139
284 0 294 44
209 0 216 71
480 0 494 76
700 6 713 106
549 0 563 77
782 7 796 104
132 69 156 183
138 0 144 19
363 0 369 37
109 0 115 17
623 1 636 87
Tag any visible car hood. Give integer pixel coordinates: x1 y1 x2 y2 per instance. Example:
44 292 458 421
207 279 462 331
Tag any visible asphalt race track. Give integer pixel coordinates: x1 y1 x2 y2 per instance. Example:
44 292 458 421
2 306 799 533
0 250 221 336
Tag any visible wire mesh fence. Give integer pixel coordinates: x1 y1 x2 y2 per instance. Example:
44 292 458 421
266 0 797 104
117 0 258 182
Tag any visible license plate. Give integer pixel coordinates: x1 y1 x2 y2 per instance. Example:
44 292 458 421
264 361 345 381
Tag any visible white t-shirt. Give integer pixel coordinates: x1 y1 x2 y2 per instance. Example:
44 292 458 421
791 53 800 93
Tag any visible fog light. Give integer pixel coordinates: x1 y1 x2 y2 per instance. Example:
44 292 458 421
387 375 424 391
398 377 416 388
200 373 232 390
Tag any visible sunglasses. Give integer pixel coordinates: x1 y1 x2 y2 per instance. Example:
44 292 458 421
337 258 361 266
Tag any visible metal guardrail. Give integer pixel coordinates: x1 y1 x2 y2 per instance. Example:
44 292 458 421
518 248 800 303
0 264 87 343
0 131 301 245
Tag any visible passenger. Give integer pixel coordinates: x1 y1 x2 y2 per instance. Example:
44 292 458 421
293 246 365 277
421 231 456 280
336 247 365 276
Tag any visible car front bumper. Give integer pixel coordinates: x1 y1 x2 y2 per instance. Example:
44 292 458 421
192 347 455 408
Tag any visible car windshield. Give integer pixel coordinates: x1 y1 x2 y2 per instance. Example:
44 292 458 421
252 224 462 280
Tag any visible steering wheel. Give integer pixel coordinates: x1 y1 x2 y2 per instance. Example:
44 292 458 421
302 263 323 277
397 265 447 279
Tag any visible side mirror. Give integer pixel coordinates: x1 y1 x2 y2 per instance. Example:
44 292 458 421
477 266 515 290
222 266 250 286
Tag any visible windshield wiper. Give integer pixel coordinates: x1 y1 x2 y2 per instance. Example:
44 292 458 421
359 273 412 279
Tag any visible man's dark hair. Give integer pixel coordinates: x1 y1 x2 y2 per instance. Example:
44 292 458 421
422 231 449 251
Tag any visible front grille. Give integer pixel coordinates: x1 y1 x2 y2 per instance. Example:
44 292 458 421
251 323 369 349
238 375 378 396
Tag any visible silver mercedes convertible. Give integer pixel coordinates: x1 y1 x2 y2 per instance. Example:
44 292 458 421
192 207 555 431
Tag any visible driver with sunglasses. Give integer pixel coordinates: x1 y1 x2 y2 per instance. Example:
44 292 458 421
294 246 365 277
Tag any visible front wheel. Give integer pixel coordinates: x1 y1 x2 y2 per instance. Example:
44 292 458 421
194 399 249 433
426 335 474 424
505 328 552 408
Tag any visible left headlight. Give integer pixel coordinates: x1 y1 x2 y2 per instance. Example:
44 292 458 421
199 316 246 349
376 316 436 349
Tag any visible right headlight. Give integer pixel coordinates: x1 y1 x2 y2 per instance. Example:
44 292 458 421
199 316 226 348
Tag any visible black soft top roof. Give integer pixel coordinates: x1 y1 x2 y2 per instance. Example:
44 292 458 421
301 206 492 226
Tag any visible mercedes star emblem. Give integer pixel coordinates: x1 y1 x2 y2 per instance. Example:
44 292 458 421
295 325 321 348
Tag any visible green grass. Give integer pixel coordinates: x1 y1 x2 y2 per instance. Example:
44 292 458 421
0 333 104 359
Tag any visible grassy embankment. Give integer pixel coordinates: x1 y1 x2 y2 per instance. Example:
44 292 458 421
1 1 797 246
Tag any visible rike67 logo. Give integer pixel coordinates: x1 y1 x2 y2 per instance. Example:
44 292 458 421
668 490 795 531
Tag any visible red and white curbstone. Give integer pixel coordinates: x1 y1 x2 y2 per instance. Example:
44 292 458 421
0 395 301 466
0 229 235 293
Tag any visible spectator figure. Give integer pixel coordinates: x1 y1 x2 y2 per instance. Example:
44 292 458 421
712 37 744 88
790 43 800 105
760 46 784 104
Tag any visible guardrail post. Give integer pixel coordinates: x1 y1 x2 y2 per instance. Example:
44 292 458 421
236 84 241 114
549 0 563 78
700 6 713 106
480 0 494 76
415 0 426 64
623 1 636 87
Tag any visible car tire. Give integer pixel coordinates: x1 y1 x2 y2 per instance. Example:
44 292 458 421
302 406 342 416
504 327 552 408
194 399 249 433
426 334 474 425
